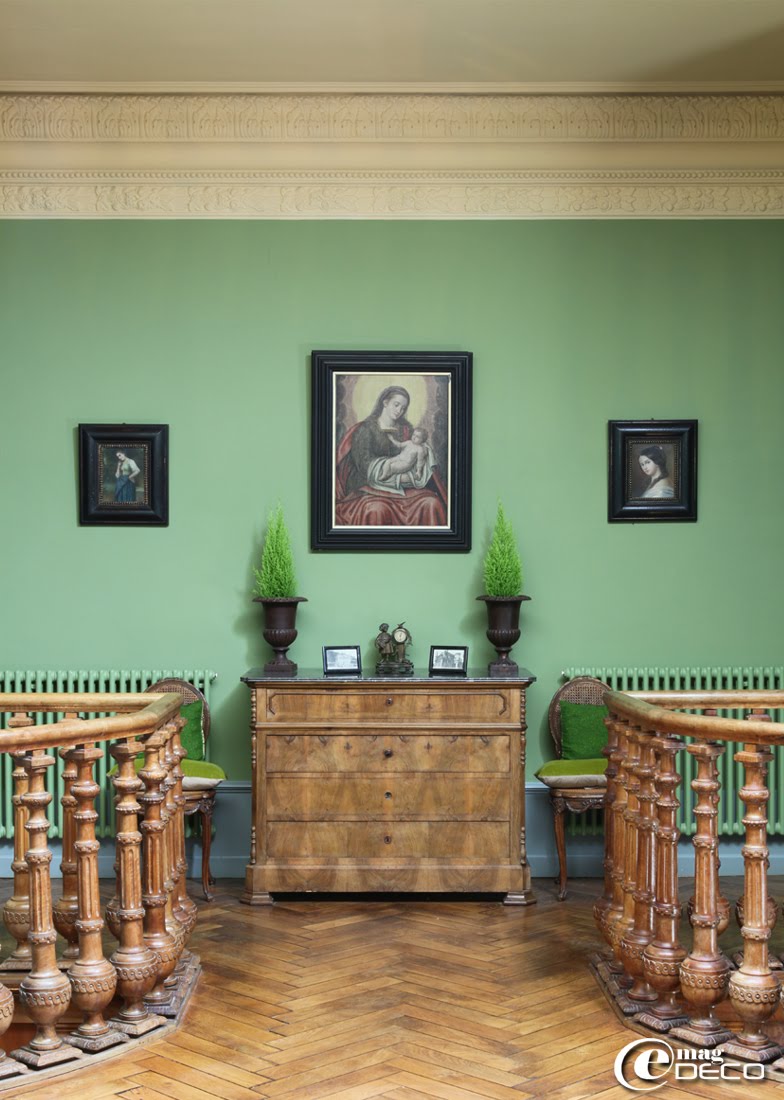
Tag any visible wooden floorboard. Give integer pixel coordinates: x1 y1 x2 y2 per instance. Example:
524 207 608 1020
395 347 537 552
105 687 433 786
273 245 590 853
3 877 784 1097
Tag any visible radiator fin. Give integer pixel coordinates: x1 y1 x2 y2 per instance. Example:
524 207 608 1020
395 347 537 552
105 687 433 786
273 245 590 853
0 669 217 839
562 666 784 837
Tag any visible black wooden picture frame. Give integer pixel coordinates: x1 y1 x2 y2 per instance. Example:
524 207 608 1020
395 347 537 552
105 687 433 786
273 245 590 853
322 646 363 676
79 423 169 526
429 646 469 676
311 350 472 551
608 420 697 523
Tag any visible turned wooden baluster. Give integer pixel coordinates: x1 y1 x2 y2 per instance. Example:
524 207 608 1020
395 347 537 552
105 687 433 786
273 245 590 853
109 737 164 1036
170 719 198 937
12 749 80 1069
140 731 179 1009
671 741 733 1048
639 732 689 1030
593 714 619 938
63 744 124 1051
161 727 186 991
2 722 33 971
605 720 631 975
686 712 730 938
53 744 80 962
734 713 778 967
612 725 643 1012
621 726 658 1006
723 737 782 1062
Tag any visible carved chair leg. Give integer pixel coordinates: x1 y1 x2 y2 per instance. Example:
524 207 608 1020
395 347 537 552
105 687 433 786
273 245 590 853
552 796 568 901
200 802 215 902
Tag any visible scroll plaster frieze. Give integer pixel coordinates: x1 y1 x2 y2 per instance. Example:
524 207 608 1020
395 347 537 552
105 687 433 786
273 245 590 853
2 93 784 144
2 170 783 218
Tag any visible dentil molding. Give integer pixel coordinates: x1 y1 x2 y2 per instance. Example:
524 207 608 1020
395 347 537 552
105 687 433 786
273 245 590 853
2 93 784 218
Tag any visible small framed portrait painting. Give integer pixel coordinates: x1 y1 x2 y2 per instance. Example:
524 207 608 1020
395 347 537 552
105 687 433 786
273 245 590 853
429 646 468 676
311 350 472 551
322 645 363 676
79 424 169 526
608 420 697 523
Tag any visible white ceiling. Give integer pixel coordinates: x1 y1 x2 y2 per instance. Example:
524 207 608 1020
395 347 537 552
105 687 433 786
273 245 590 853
2 0 784 91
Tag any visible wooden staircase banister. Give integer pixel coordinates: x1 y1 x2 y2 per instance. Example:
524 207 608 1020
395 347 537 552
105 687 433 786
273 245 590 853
594 687 784 1068
0 691 199 1081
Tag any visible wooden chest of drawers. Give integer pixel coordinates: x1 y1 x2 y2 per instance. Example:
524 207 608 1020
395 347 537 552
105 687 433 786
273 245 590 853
240 670 536 904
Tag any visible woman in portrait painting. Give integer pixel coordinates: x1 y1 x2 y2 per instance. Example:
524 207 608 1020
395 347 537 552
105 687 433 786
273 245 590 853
637 445 674 499
114 450 140 503
334 386 448 527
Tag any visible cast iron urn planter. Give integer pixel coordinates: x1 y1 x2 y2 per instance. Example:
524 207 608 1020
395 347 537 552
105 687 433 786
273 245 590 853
255 596 307 676
477 594 530 678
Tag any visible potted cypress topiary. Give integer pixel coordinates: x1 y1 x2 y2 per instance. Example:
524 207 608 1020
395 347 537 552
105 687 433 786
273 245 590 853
253 504 307 675
477 503 530 677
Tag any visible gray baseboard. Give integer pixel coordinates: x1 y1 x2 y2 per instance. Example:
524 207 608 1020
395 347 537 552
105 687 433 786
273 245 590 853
0 781 769 880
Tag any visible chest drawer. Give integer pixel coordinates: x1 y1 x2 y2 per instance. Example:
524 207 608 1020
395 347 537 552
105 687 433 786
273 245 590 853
266 733 510 773
267 821 508 859
267 775 509 820
263 687 516 724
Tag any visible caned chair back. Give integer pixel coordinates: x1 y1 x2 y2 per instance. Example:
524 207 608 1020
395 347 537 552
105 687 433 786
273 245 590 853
144 677 211 750
548 676 610 758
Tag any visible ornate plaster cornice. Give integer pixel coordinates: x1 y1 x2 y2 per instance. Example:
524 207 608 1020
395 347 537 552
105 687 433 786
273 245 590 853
2 92 784 143
3 169 783 219
2 92 783 218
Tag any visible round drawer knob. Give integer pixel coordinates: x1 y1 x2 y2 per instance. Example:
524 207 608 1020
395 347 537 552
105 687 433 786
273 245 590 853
384 791 392 799
384 835 392 844
386 697 393 705
383 748 393 758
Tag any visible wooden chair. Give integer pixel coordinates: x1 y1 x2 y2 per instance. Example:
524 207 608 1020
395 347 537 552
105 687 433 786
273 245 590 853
537 676 610 901
145 678 225 901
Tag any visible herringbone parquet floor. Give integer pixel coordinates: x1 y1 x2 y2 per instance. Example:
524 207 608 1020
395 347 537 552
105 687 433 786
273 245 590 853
7 878 784 1100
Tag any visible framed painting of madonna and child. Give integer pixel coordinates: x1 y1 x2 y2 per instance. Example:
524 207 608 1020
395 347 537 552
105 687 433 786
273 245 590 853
608 419 697 523
78 423 169 526
311 350 472 551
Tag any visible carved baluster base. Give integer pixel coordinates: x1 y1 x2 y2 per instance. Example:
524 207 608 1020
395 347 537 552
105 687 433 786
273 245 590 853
12 1046 83 1069
669 1023 733 1048
112 1010 166 1037
0 986 24 1077
142 949 200 1019
635 1008 690 1032
723 1037 781 1063
65 1027 127 1053
12 1009 84 1069
614 991 660 1016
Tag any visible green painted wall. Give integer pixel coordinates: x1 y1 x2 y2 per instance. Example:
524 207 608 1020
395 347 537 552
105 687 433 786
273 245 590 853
2 220 783 777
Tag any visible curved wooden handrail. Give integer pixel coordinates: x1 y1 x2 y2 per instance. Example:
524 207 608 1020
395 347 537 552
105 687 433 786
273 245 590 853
0 693 181 752
605 690 784 745
595 685 784 1060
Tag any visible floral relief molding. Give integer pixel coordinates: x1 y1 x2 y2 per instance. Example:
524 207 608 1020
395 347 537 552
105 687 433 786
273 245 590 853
2 170 784 219
2 93 784 218
2 93 784 143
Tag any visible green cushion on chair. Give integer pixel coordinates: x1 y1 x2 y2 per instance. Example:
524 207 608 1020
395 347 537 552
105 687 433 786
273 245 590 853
535 758 607 789
181 759 226 791
560 701 609 760
108 699 205 776
179 700 205 762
